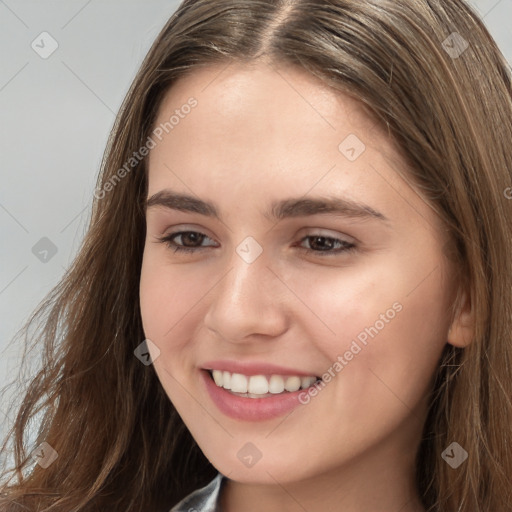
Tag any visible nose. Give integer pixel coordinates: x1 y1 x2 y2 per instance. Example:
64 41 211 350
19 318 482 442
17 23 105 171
203 245 289 344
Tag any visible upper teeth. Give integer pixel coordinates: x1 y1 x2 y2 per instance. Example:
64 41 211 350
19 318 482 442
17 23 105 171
211 370 318 396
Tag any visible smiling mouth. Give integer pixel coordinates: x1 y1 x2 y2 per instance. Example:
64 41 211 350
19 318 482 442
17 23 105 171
207 369 322 398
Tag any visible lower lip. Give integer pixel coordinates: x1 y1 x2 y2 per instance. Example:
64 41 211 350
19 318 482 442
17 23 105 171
201 370 309 422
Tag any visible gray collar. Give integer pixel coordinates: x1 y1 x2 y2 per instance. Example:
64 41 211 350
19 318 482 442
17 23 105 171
170 473 224 512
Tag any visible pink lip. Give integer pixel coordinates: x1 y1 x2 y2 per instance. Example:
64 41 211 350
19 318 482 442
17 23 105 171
201 370 311 422
201 359 318 378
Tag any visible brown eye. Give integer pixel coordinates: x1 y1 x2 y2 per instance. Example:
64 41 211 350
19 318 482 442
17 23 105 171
157 231 217 253
298 235 356 256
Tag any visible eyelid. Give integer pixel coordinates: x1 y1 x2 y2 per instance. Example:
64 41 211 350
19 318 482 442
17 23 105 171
156 228 357 257
158 226 354 245
296 227 357 244
156 230 218 251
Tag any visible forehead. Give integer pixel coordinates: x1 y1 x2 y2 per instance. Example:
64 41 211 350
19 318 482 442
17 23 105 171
144 61 440 236
147 61 400 181
152 61 378 141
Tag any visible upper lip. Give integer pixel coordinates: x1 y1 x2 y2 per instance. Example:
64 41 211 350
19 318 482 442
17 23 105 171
201 359 319 377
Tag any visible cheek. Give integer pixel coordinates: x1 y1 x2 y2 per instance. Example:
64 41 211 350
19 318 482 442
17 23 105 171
139 252 203 401
139 250 207 342
139 255 174 341
281 261 400 351
286 254 450 409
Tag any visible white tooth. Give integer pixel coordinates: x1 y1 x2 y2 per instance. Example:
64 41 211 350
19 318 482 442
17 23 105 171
248 375 269 394
212 370 223 386
284 376 301 392
222 371 231 390
268 375 285 394
230 373 248 393
301 376 316 389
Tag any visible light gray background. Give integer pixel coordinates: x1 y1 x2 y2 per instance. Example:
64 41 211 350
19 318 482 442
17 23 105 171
0 0 511 436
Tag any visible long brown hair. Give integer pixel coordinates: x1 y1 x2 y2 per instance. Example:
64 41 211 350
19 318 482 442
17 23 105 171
1 1 511 510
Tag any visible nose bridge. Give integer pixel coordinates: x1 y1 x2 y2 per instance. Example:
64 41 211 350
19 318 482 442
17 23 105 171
219 238 273 311
203 237 287 341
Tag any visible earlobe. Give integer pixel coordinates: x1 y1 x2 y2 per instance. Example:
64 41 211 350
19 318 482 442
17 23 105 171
447 289 474 348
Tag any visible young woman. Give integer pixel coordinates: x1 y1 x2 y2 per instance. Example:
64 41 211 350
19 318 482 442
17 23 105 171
1 0 511 511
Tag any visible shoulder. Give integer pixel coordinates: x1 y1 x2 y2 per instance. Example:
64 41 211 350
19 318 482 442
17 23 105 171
169 473 225 512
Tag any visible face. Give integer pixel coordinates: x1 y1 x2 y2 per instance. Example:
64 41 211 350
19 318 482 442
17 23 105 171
139 61 459 485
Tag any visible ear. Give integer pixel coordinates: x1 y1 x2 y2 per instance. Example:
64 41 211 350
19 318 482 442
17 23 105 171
447 288 474 348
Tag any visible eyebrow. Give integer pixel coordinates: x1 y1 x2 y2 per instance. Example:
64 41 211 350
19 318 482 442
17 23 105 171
145 190 389 223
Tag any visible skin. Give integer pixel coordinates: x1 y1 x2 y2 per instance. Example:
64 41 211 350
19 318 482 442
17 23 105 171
139 61 473 512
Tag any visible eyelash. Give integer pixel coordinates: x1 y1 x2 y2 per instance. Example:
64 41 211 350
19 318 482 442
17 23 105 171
156 231 356 257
